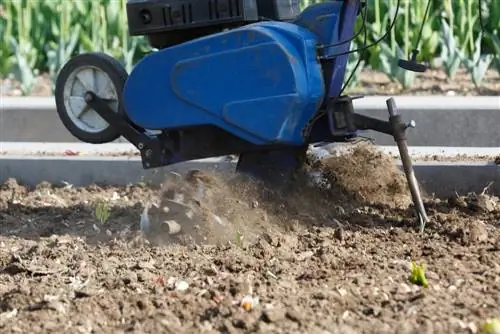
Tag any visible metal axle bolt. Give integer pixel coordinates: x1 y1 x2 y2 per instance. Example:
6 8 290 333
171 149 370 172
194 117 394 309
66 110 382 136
84 92 94 103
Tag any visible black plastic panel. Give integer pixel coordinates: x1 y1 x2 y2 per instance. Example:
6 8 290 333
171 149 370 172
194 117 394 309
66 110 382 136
257 0 301 21
127 0 260 36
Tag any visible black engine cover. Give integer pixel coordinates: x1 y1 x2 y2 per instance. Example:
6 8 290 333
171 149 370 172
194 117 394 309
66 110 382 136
126 0 301 48
127 0 259 36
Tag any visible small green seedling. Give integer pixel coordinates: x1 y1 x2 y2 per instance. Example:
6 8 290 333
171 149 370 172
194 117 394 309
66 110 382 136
95 201 110 224
480 317 500 334
235 230 244 249
408 262 429 288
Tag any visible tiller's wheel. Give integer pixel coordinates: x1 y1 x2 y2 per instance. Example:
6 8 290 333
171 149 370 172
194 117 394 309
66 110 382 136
55 52 129 144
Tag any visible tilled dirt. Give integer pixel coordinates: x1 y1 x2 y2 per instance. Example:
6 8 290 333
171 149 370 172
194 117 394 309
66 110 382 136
1 147 500 334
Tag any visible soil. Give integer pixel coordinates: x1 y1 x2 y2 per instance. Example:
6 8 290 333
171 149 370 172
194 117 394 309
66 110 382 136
346 68 500 96
1 145 499 334
1 68 499 97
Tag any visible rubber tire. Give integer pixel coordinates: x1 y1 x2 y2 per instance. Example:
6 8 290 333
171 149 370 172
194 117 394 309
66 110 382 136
55 52 129 144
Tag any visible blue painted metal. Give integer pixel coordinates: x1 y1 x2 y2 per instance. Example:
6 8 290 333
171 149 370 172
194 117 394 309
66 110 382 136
119 0 362 181
123 21 325 146
294 0 360 99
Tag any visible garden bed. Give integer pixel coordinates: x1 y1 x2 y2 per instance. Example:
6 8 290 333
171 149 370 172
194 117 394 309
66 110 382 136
0 145 499 333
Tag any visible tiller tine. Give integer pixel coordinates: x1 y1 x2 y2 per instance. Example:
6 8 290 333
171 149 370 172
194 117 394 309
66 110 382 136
385 98 429 233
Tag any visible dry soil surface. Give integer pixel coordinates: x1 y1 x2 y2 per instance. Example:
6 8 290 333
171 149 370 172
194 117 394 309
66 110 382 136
0 146 499 334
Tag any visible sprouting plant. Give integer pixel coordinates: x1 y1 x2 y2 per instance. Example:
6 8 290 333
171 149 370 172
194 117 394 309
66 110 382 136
236 230 244 249
408 261 429 288
95 201 110 224
480 317 500 334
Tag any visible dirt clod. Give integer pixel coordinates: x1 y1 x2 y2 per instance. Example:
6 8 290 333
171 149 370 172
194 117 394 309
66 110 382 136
320 143 412 208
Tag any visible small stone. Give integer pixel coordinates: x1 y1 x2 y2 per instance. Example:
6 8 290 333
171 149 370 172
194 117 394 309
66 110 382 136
398 283 412 294
164 220 182 235
174 280 189 292
335 206 346 217
261 308 286 323
232 317 248 329
469 220 489 243
426 270 440 281
334 227 344 242
467 322 478 334
252 200 259 208
363 306 381 316
285 309 302 324
47 300 66 314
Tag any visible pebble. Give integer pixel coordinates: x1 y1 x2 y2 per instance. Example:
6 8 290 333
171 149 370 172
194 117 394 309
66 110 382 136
285 309 302 324
334 227 344 242
398 283 413 294
174 280 189 292
164 220 182 235
261 308 286 323
469 220 489 243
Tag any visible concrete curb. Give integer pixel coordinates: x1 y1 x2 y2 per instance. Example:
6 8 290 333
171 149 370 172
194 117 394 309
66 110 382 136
1 142 499 160
0 154 498 197
1 96 498 145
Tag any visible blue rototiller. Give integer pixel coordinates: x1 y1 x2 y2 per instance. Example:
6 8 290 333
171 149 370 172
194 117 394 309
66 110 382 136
55 0 441 229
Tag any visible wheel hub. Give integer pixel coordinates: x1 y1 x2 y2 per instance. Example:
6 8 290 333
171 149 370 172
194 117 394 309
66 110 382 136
63 65 119 134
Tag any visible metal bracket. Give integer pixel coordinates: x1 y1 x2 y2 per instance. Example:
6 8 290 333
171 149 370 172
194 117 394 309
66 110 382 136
325 95 429 233
326 95 364 137
386 98 429 234
84 91 172 169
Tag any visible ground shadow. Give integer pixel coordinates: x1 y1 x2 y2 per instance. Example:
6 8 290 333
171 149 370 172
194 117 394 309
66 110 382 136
0 201 146 245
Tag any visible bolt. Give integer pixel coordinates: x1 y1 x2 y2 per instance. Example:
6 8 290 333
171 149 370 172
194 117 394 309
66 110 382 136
138 143 144 150
84 92 93 103
406 120 416 129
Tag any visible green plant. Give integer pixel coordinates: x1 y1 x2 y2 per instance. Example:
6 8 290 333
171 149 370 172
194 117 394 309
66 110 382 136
235 230 244 249
95 201 111 224
480 317 500 334
408 261 429 288
462 33 495 87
